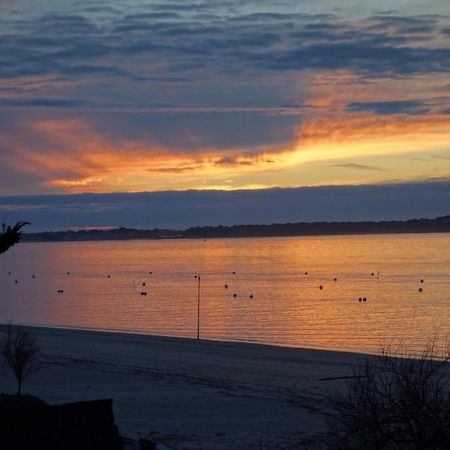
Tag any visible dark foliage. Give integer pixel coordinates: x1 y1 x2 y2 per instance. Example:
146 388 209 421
327 343 450 449
0 221 29 255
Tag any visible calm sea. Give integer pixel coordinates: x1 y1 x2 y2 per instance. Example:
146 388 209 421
1 234 449 354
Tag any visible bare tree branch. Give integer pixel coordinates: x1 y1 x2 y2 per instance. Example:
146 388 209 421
327 341 450 449
1 324 39 396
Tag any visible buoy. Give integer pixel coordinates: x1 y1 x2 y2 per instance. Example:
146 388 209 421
8 272 11 275
233 293 237 297
363 297 367 302
57 289 64 293
149 271 152 275
142 282 146 287
14 280 18 284
32 275 35 279
194 274 198 279
304 272 308 275
358 297 362 302
371 273 374 276
224 284 228 289
107 275 111 278
319 285 323 290
249 294 254 299
232 271 236 275
419 288 423 292
420 279 424 283
334 277 337 281
67 272 70 275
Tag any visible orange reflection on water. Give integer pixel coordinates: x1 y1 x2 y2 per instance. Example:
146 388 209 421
0 234 449 354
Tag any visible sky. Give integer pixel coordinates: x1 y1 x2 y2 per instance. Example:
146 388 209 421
1 1 450 228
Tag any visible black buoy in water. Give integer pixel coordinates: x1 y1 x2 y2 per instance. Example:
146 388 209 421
14 280 18 284
419 287 423 292
233 293 237 297
371 273 374 276
32 275 35 279
304 272 308 275
319 285 323 290
420 279 424 283
363 297 367 302
224 284 228 289
142 282 146 287
249 294 254 299
149 271 152 275
358 297 362 302
232 271 236 275
334 277 337 281
67 272 70 275
107 275 111 278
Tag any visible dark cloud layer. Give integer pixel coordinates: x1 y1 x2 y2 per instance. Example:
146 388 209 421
1 6 449 84
1 182 449 232
347 100 430 115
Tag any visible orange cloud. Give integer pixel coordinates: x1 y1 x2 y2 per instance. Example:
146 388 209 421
2 103 450 194
1 117 287 193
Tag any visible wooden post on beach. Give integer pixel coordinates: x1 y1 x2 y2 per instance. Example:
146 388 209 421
196 274 201 340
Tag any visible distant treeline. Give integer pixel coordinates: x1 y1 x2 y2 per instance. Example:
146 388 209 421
20 215 450 242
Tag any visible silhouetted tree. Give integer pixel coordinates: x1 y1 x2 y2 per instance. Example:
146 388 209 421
1 324 39 396
327 342 450 449
0 221 29 255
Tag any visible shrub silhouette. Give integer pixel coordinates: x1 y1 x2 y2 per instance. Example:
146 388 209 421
327 342 450 449
0 221 29 255
1 325 39 396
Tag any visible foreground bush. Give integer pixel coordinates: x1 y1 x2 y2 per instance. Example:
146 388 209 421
327 342 450 450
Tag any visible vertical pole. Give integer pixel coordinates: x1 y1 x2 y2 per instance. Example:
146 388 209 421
197 274 201 340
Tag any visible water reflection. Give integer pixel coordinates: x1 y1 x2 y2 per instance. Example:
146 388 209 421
0 234 449 353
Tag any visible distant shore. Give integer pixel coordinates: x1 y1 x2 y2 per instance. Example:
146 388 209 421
20 214 450 242
0 324 368 449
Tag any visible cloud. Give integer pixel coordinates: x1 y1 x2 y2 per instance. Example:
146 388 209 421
0 116 294 194
347 100 430 115
0 98 87 107
1 1 450 196
2 7 449 85
1 181 449 231
255 43 450 76
330 163 385 171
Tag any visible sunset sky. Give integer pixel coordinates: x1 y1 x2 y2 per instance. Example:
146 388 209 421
1 0 450 228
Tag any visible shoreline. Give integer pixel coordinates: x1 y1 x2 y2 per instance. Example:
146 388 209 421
0 324 368 449
20 228 450 243
19 215 450 243
3 321 376 357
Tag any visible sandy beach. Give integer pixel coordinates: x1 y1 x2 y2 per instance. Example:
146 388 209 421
0 325 368 449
